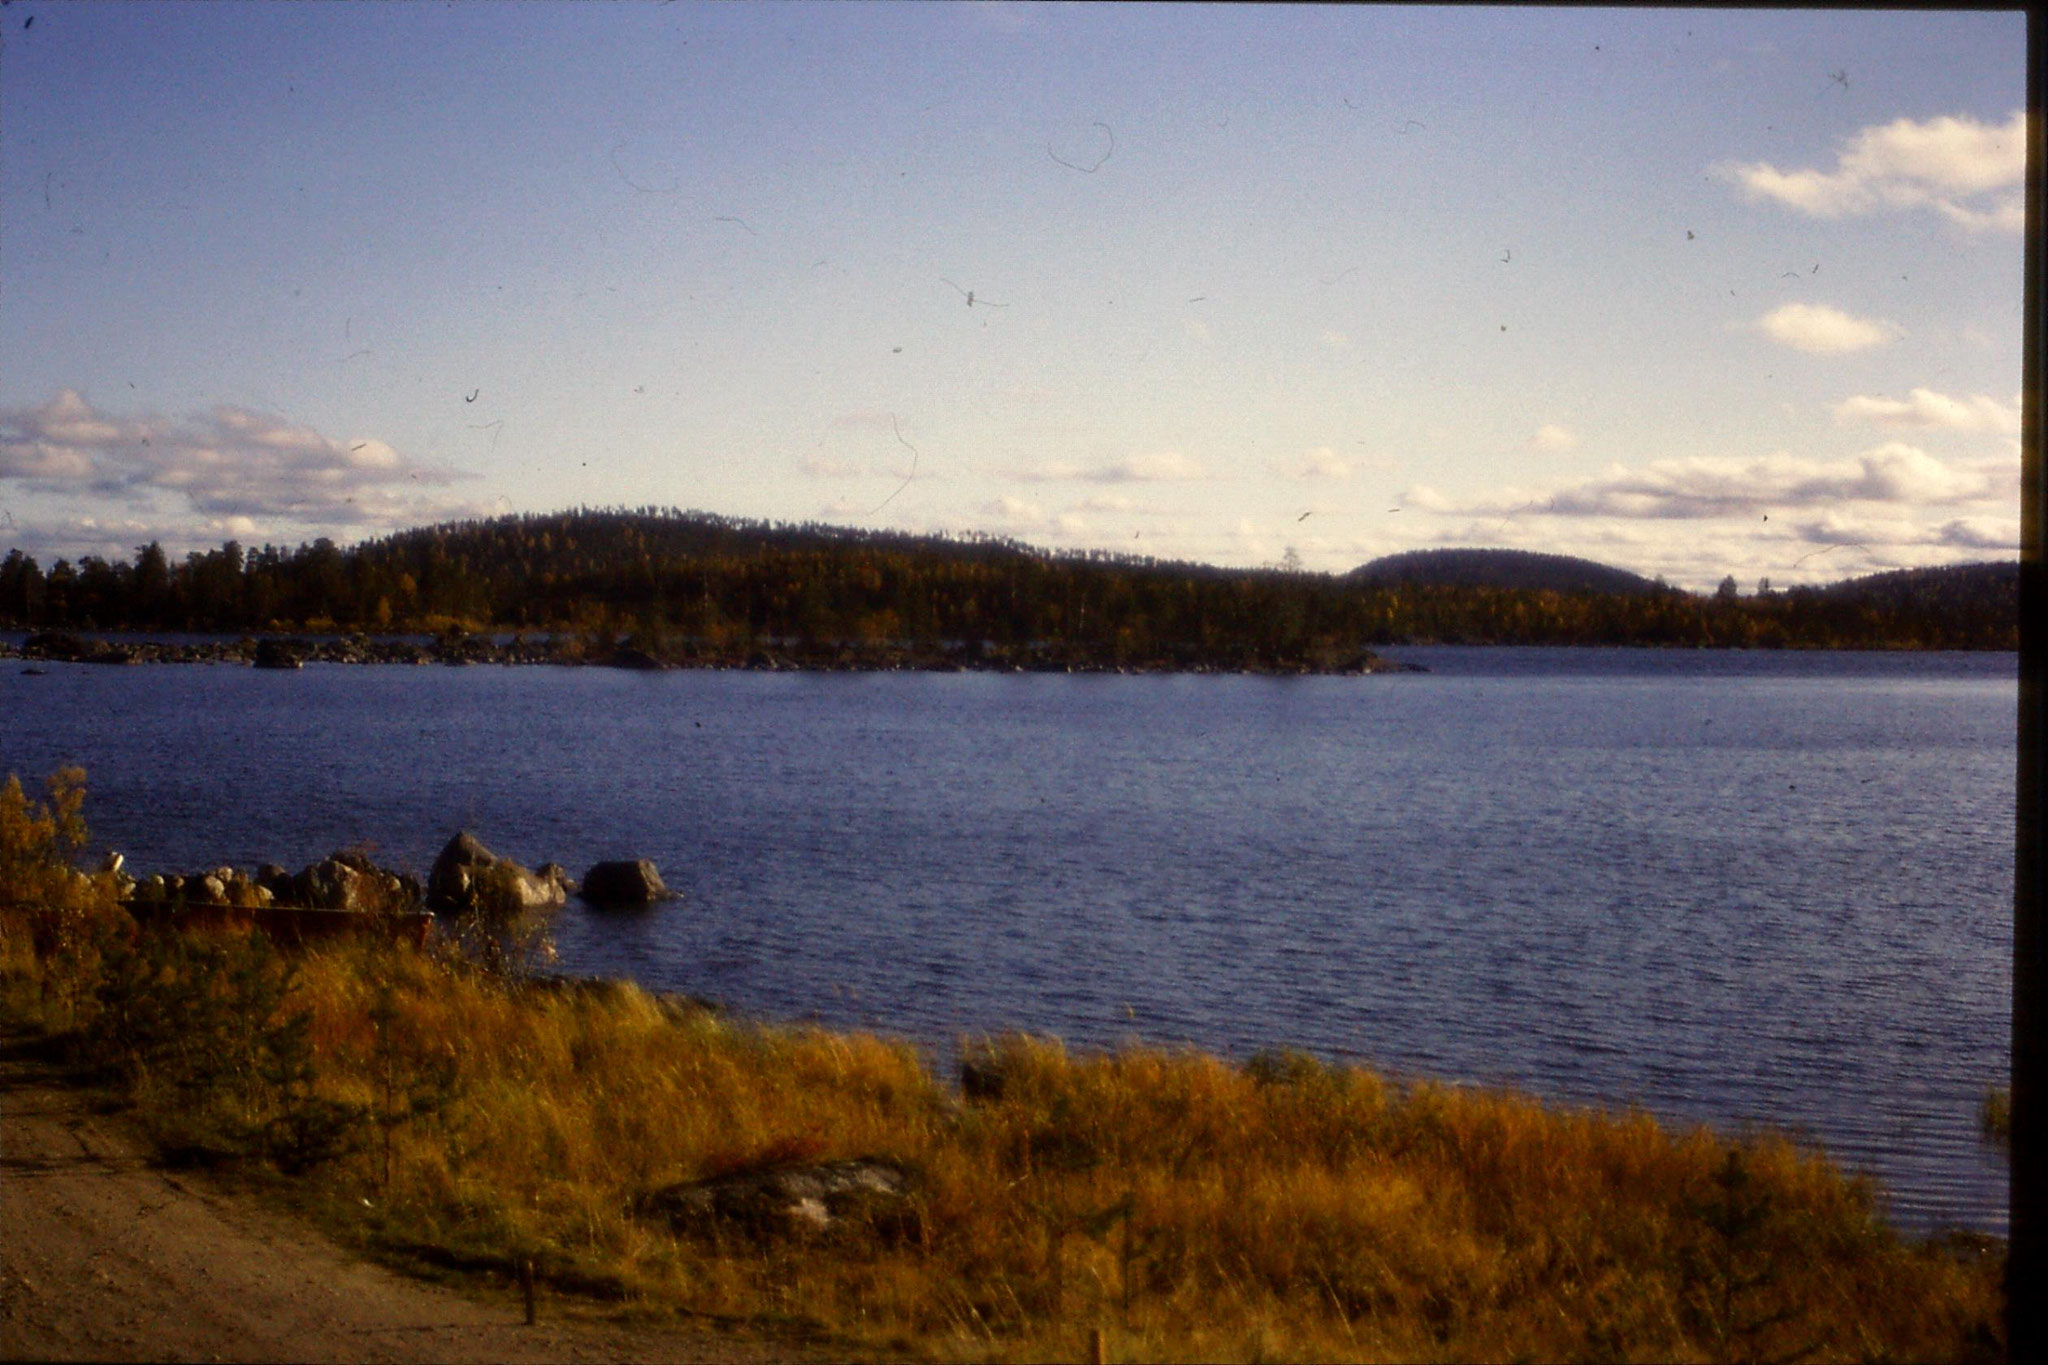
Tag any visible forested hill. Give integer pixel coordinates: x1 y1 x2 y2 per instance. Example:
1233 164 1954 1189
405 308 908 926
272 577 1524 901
1350 549 1668 597
1815 560 2017 610
0 508 2020 656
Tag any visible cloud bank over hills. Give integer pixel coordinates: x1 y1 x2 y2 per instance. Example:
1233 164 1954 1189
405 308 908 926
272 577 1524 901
0 390 483 558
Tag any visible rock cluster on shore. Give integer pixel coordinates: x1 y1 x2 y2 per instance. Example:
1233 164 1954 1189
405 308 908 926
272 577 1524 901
4 629 1424 675
8 630 553 668
128 850 423 913
102 834 677 918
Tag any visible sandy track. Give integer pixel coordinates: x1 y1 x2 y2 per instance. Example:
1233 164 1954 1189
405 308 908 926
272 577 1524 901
0 1058 814 1363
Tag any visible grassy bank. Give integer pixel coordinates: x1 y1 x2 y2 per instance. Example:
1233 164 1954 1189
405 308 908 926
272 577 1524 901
0 773 2006 1362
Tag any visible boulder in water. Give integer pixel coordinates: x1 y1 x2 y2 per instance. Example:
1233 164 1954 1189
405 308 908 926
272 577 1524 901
580 859 671 907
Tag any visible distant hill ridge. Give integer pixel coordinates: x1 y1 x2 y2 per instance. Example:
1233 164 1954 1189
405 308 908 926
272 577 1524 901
1348 548 1671 597
1812 559 2016 607
0 509 2019 651
375 507 1186 575
1348 546 2017 609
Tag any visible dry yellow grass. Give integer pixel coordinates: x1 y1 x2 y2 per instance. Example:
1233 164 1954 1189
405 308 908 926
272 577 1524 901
152 943 1993 1362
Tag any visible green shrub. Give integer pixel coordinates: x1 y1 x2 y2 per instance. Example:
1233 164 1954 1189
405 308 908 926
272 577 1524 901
0 768 126 1033
76 925 365 1169
0 767 94 905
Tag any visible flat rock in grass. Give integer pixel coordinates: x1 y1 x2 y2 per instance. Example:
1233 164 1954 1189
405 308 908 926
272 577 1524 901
959 1056 1011 1102
579 859 671 907
638 1159 914 1241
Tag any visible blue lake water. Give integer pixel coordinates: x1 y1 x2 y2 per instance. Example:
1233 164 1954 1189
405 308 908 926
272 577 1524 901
1 646 2015 1234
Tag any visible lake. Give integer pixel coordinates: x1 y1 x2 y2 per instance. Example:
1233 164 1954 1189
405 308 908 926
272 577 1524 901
1 645 2015 1234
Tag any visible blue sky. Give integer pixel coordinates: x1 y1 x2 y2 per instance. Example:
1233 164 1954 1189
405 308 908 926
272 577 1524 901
0 3 2025 589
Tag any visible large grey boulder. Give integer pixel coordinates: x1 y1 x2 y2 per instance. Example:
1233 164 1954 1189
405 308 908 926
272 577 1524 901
428 832 567 912
291 851 415 912
427 832 497 909
580 859 671 907
510 863 573 909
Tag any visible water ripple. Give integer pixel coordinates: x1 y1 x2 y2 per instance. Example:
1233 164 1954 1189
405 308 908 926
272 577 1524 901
0 647 2014 1233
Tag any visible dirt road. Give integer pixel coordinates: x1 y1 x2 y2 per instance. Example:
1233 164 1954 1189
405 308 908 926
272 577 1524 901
0 1058 815 1363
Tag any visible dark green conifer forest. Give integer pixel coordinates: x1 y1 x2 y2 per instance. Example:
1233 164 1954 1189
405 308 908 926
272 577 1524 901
0 508 2019 661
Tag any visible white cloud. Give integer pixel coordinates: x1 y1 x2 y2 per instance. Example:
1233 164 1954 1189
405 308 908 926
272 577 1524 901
979 495 1051 531
1228 518 1278 564
1529 424 1577 453
1319 329 1350 350
1934 199 2027 233
1396 484 1456 513
1009 459 1086 483
816 495 868 520
344 439 402 471
1932 516 2022 551
1779 508 2020 556
1109 450 1205 482
1818 444 1994 503
1012 450 1206 484
1293 446 1353 480
32 389 128 448
1408 443 2007 523
1372 449 2017 589
1830 388 2019 435
1389 508 2009 593
831 409 901 431
0 441 95 481
1756 302 1898 354
1569 445 1993 516
1 513 166 564
799 451 868 478
1722 110 2024 231
905 497 1147 552
0 389 471 535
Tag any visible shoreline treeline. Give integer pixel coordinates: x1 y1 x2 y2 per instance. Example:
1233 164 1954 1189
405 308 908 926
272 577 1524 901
0 509 2019 658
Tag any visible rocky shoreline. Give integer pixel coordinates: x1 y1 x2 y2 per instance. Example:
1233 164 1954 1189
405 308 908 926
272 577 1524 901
89 832 673 928
4 629 1423 675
